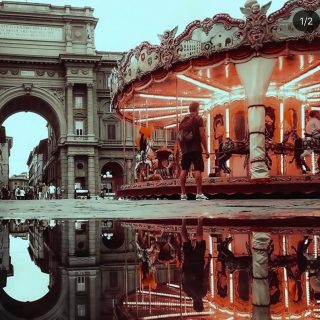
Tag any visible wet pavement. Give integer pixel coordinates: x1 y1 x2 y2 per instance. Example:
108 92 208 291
1 198 320 219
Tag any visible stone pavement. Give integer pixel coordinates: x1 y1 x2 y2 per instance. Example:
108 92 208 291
0 198 320 220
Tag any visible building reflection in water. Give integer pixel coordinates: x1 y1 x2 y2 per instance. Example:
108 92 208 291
0 218 320 319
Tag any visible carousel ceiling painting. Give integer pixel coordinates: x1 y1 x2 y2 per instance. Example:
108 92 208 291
110 0 320 190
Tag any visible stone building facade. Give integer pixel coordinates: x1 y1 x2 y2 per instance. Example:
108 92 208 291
0 134 12 191
0 1 175 198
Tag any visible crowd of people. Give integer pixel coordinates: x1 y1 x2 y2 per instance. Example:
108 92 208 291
0 183 62 200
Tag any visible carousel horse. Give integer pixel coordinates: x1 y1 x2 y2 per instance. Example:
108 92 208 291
134 139 157 181
217 132 273 174
269 129 297 157
294 134 320 174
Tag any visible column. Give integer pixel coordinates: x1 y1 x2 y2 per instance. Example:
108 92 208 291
252 232 271 320
87 82 94 136
95 152 101 195
67 154 75 198
68 220 76 256
68 275 76 320
89 275 97 320
88 220 96 255
126 159 133 184
61 221 68 265
66 82 74 137
60 148 68 198
88 155 96 196
235 57 276 181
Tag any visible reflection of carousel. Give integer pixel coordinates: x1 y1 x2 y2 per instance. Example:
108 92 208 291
114 221 320 319
111 0 320 198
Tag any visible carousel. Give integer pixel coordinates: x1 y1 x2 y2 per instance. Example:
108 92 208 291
110 0 320 198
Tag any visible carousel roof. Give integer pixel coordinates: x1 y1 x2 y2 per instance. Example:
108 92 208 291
110 0 320 128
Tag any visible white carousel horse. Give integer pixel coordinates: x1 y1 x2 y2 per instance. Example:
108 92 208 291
134 139 157 181
294 134 320 174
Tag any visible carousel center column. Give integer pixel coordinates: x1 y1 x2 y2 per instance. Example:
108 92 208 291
252 232 271 319
235 57 276 181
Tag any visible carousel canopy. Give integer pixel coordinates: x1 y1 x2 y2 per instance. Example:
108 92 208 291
109 0 320 128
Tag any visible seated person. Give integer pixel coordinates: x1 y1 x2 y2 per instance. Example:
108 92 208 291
306 110 320 139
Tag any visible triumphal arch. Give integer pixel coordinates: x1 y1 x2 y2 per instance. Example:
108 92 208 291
0 1 129 198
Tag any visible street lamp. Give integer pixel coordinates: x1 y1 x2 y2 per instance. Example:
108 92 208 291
102 171 113 199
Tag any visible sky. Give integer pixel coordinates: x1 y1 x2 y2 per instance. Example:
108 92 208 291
3 0 286 175
4 235 49 301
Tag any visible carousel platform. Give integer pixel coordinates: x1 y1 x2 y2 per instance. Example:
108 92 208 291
117 175 320 198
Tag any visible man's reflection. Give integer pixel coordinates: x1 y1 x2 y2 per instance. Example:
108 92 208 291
181 218 211 312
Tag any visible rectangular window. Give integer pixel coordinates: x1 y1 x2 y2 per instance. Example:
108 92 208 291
75 121 84 136
75 96 84 109
77 276 86 292
110 271 118 288
108 124 116 140
77 304 86 317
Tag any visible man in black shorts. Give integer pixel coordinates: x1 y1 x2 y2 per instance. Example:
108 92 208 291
181 218 210 312
179 102 209 200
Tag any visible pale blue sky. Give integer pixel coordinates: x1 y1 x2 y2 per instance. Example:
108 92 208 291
3 0 286 175
4 235 49 301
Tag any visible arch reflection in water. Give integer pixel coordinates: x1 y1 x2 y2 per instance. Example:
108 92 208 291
0 218 320 319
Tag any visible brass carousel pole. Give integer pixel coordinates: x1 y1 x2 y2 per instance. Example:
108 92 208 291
132 98 136 184
123 107 127 183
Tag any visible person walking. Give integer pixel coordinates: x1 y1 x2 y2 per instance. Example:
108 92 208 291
15 186 20 200
181 217 211 312
178 102 209 200
42 183 48 200
48 183 56 200
56 186 61 199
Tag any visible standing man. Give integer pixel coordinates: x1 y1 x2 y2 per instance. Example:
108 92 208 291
48 183 56 200
178 102 209 200
181 218 211 312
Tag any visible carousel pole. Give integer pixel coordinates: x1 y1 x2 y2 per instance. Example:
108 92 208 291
207 111 211 175
280 98 284 175
252 232 272 319
235 57 276 181
123 108 127 182
124 228 129 306
132 101 136 183
134 230 139 318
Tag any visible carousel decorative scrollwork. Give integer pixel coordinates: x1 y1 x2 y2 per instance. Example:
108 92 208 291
239 0 273 50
